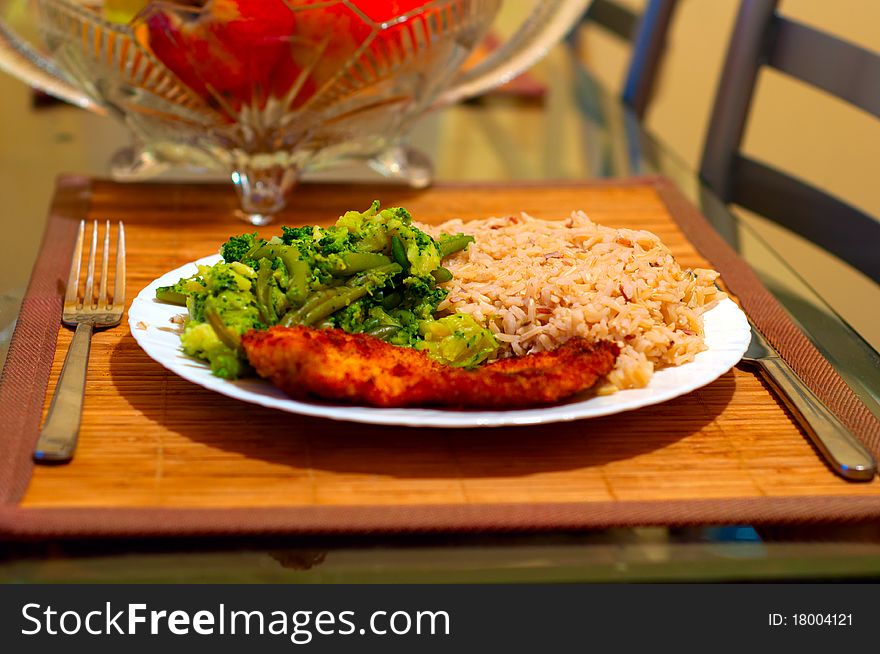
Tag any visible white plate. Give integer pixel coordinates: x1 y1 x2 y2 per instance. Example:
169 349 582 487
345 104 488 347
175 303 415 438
129 255 751 428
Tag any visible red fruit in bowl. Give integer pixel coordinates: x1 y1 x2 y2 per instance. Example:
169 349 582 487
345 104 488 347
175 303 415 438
142 0 296 111
351 0 434 23
141 0 441 114
276 0 440 106
140 9 209 98
273 1 377 108
211 0 298 106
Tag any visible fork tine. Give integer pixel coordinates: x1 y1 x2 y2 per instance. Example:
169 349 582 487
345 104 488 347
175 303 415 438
98 220 110 308
83 221 99 307
64 220 85 305
114 222 126 307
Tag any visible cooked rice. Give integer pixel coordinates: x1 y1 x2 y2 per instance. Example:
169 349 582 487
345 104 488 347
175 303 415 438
421 212 726 391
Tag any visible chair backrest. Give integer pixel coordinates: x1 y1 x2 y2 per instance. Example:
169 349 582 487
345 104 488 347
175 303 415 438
575 0 679 118
700 0 880 282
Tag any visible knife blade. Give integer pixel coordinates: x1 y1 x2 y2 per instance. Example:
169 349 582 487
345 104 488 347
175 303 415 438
741 322 876 481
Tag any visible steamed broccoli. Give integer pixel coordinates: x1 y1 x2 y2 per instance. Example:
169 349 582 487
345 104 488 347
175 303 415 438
156 201 497 379
220 233 258 263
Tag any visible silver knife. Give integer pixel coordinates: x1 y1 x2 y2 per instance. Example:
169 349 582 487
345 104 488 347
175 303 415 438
741 322 876 481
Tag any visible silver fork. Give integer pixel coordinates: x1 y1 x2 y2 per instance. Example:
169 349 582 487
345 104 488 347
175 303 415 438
34 220 126 463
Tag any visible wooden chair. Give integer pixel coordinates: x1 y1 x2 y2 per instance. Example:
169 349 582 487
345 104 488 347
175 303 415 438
700 0 880 282
571 0 679 118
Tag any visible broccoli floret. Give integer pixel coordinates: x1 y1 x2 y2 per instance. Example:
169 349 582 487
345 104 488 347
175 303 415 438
332 299 371 333
185 288 264 380
417 314 499 367
210 271 243 293
401 276 448 320
174 261 263 379
281 226 315 245
331 301 423 348
205 291 264 335
388 206 413 224
290 238 318 265
180 321 245 379
221 233 258 262
317 226 354 255
399 226 442 277
335 201 404 253
201 262 254 294
335 200 381 235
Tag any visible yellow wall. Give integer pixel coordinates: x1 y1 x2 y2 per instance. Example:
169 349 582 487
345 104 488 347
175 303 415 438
578 0 880 346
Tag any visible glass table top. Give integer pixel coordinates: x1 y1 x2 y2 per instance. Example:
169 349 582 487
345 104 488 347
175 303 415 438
1 45 878 582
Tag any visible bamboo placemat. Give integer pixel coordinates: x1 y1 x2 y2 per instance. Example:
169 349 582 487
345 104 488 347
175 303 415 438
1 176 879 538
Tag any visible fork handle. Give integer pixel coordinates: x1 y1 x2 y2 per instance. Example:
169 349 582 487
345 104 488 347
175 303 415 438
756 357 877 481
34 323 94 463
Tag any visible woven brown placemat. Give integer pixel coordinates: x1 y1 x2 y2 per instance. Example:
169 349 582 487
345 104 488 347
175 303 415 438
0 175 877 539
0 177 88 504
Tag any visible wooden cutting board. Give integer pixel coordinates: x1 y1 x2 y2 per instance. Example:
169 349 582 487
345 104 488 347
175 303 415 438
2 177 878 536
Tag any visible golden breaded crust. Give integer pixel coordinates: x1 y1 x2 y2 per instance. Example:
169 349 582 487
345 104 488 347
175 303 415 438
242 326 619 408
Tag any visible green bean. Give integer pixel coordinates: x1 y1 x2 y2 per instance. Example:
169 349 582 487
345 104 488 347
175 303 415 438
247 243 309 297
255 264 277 324
366 325 401 341
284 288 303 310
391 235 408 270
439 234 475 257
247 243 308 306
302 287 369 325
281 289 337 326
311 278 345 292
284 256 311 304
381 292 402 310
346 263 402 288
282 263 402 326
338 252 391 274
272 287 290 318
430 267 453 284
361 317 381 332
279 311 298 328
245 242 274 260
155 287 187 306
253 245 308 294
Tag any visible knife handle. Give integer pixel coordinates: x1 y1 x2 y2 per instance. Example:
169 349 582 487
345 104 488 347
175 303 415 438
756 357 876 481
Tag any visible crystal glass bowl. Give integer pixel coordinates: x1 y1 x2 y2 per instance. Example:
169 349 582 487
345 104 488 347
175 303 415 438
0 0 589 223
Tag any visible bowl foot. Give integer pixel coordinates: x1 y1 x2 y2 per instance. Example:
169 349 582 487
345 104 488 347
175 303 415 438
231 164 299 224
368 144 433 189
109 144 170 181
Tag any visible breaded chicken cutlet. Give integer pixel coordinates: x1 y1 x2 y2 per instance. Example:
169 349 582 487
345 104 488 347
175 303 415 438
241 326 619 408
